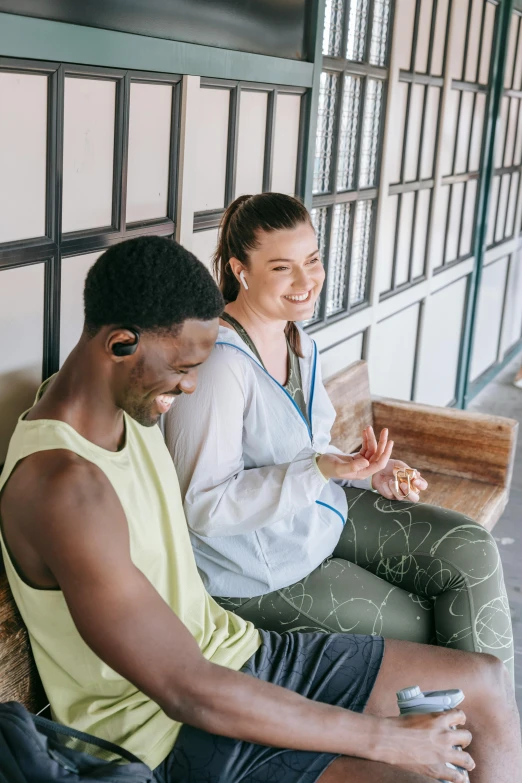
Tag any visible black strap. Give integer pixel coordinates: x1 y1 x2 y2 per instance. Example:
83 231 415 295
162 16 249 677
32 714 147 767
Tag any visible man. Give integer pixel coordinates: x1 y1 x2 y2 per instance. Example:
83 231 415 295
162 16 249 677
0 236 519 783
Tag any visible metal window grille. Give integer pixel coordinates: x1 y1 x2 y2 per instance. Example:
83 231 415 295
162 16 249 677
192 78 307 234
381 0 497 299
0 58 181 378
486 10 522 250
309 0 392 331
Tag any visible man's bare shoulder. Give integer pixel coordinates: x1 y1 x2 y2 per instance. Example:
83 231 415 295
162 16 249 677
1 450 128 589
3 449 109 515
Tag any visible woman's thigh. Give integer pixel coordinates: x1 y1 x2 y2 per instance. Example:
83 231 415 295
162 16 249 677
335 489 513 670
217 557 434 644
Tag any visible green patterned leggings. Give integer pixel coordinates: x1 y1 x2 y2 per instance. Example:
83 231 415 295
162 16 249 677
218 489 514 679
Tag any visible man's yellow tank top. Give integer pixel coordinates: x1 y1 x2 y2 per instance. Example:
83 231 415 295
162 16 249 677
0 403 261 769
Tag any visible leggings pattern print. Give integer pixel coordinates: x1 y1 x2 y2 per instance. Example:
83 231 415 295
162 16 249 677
217 489 514 679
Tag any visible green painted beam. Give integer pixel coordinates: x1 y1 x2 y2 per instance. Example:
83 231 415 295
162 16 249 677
0 12 314 87
458 0 515 408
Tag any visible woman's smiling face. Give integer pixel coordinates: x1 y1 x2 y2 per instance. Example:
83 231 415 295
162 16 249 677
231 222 325 321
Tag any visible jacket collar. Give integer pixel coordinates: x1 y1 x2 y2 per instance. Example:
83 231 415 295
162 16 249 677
216 322 314 361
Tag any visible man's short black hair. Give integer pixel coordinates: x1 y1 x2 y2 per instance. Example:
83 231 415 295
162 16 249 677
84 236 224 335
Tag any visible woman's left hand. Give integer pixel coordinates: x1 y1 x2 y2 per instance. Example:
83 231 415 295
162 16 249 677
372 457 428 502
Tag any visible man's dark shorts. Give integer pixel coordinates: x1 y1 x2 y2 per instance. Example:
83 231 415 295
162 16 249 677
154 630 384 783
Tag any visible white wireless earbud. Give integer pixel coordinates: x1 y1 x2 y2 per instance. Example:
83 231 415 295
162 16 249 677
239 270 249 291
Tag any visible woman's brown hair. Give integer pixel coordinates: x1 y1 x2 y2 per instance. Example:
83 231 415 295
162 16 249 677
212 192 313 358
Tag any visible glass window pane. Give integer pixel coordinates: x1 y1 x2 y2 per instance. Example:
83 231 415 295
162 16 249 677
369 0 391 67
350 199 373 305
431 0 450 76
478 2 496 85
454 90 474 175
312 205 329 264
62 77 116 233
459 179 477 257
468 92 486 172
395 191 415 287
412 188 431 279
415 0 434 74
0 72 47 244
327 202 351 315
404 83 424 182
486 175 500 248
126 81 172 224
323 0 344 57
313 72 339 194
193 86 230 212
309 206 330 323
420 86 440 180
359 79 383 188
465 0 485 83
504 13 519 89
445 182 465 263
432 185 450 268
346 0 369 62
495 174 511 243
271 93 301 195
337 75 361 191
235 90 268 198
378 194 398 294
503 96 518 168
505 172 519 238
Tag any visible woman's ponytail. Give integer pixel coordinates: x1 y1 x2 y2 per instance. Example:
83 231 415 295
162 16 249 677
212 195 252 304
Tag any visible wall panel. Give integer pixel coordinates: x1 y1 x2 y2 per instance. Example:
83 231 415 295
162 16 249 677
0 264 45 463
470 256 510 381
321 332 364 379
369 305 420 399
191 229 219 272
415 277 467 406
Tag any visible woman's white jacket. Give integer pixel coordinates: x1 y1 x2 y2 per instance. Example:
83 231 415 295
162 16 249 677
165 325 371 598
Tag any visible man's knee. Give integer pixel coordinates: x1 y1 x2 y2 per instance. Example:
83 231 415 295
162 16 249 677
470 652 513 704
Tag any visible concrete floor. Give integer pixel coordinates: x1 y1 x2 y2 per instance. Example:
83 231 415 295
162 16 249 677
468 353 522 711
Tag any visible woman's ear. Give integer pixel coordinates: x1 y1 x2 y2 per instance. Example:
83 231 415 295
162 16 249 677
228 257 244 284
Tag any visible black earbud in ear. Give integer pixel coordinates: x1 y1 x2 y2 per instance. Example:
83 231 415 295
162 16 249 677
112 327 140 357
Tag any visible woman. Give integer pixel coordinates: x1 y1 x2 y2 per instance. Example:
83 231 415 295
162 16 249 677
166 193 513 676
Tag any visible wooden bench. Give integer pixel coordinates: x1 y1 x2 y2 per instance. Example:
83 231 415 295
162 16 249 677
1 359 518 712
325 360 519 530
0 556 47 711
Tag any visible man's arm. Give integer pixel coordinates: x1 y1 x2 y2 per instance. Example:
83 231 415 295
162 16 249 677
0 452 472 778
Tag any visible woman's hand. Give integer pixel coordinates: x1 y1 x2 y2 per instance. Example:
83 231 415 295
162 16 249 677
372 458 428 502
372 710 474 782
317 428 393 482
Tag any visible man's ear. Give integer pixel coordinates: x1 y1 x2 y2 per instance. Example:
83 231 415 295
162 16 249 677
107 328 140 359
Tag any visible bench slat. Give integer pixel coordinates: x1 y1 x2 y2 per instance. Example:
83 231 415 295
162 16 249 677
0 570 47 711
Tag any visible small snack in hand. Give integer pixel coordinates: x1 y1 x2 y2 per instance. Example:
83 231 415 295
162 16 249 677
393 466 424 498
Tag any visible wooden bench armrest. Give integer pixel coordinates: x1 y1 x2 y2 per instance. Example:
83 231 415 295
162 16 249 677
372 397 518 489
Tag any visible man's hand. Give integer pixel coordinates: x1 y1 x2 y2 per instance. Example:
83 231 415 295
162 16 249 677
372 457 428 502
317 428 393 482
372 710 474 783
